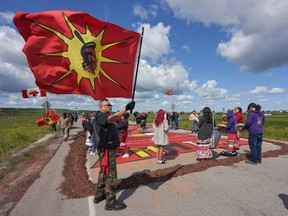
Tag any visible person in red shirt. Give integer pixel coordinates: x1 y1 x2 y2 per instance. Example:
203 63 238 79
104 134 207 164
234 107 243 149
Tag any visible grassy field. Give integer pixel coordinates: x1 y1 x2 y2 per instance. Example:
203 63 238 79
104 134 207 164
0 109 51 161
0 108 77 163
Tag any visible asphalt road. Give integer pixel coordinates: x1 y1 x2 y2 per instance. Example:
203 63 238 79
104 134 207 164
9 120 288 216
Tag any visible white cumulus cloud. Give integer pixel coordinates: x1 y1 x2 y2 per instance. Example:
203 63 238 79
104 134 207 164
164 0 288 72
137 22 171 62
194 80 227 99
249 86 285 94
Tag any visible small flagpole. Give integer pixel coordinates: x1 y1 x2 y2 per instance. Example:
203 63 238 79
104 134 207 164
131 27 144 113
171 88 174 112
172 95 173 112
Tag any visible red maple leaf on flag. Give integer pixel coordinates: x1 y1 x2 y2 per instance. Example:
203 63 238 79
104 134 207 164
22 88 47 98
29 89 39 97
13 10 141 100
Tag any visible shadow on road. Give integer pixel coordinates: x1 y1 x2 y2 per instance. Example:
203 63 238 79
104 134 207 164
278 193 288 210
117 167 181 191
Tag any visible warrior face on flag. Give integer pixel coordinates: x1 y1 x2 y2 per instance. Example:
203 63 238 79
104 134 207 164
81 41 97 74
13 11 141 100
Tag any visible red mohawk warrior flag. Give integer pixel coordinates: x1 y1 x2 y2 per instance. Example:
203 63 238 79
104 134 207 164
22 88 47 98
13 10 141 100
165 88 173 95
36 109 60 127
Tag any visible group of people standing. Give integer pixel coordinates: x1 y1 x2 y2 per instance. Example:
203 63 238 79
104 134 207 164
165 111 180 130
191 103 265 165
151 103 265 164
152 103 265 166
88 100 265 211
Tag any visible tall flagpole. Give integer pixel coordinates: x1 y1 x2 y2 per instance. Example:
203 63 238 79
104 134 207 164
131 27 144 113
45 93 48 113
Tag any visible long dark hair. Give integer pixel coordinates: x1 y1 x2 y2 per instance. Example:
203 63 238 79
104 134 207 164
247 103 261 111
202 107 212 123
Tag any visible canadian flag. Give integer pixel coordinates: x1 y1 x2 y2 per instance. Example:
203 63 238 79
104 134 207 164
22 88 47 98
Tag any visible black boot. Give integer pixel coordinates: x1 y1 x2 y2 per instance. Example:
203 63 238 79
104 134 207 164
105 202 127 211
93 194 106 204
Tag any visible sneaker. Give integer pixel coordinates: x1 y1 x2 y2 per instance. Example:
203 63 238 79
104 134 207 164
157 160 165 164
89 152 96 155
122 153 129 158
105 202 127 211
256 160 262 164
220 150 232 156
245 160 257 165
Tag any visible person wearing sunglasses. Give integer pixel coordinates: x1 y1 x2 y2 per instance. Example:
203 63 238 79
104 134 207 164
93 98 135 211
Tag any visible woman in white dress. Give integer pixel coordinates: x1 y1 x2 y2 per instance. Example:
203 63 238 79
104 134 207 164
152 109 169 164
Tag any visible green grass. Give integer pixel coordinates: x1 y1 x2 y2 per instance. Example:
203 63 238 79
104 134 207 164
0 109 50 161
262 114 288 140
0 108 78 163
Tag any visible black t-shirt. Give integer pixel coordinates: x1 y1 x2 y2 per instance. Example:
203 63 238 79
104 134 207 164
95 112 120 148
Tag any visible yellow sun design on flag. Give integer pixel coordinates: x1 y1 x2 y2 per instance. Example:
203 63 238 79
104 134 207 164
44 117 52 125
33 13 126 91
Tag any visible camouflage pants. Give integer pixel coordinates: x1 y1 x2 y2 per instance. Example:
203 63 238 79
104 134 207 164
95 147 117 204
61 127 70 139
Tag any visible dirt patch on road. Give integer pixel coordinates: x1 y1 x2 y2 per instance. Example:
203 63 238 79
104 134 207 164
60 133 95 198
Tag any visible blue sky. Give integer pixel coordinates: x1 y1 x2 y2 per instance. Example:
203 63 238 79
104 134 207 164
0 0 287 112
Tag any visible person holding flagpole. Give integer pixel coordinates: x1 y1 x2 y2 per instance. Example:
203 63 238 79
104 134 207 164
93 99 135 211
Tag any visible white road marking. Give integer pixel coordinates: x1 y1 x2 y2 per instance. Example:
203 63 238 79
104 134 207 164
88 196 96 216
